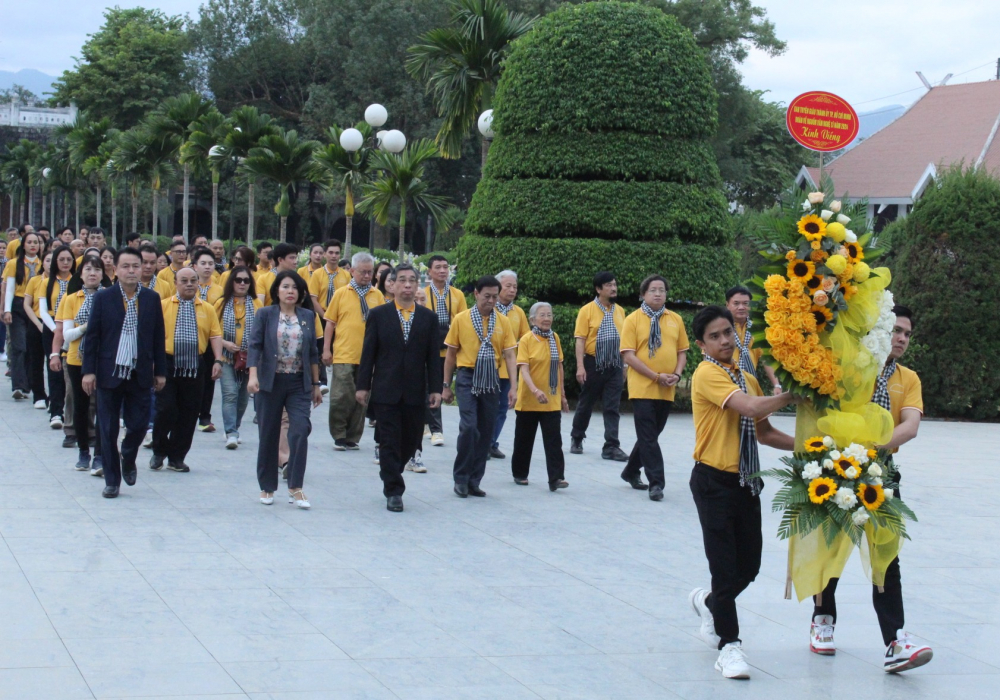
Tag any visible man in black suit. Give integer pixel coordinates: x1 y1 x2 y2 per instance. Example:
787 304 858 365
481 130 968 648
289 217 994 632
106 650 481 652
82 248 166 498
356 264 442 512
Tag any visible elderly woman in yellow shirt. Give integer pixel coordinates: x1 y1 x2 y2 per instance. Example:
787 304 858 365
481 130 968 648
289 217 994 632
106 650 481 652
510 302 569 491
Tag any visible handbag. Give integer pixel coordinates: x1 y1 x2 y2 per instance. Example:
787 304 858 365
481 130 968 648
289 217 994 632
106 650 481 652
233 350 248 371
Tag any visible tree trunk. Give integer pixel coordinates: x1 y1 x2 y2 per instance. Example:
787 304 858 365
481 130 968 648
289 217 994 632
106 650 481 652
398 202 407 261
41 192 46 227
228 176 236 244
211 178 219 240
110 190 117 247
426 214 433 253
74 189 80 233
152 187 159 238
50 191 55 230
27 187 34 224
131 184 138 233
247 181 255 247
279 216 287 242
182 162 190 242
62 190 68 227
95 185 102 229
344 215 353 259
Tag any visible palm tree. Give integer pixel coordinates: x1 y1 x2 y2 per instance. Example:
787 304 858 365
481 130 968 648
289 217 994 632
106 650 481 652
114 125 179 237
312 124 377 258
182 109 228 242
241 128 320 243
407 0 536 168
66 113 116 228
1 139 39 223
358 139 451 260
216 106 278 246
151 93 214 242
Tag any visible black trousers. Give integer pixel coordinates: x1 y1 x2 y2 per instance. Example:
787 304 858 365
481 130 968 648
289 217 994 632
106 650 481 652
96 373 150 489
25 319 47 403
511 410 565 484
570 355 622 449
67 364 100 456
622 399 672 490
374 401 425 497
256 372 311 491
152 358 205 464
813 478 905 646
198 349 216 424
42 327 66 419
452 368 499 487
690 462 763 648
425 356 444 433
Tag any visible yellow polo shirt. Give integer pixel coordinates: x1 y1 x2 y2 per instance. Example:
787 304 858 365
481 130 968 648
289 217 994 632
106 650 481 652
620 308 689 401
162 296 222 355
298 264 323 281
214 296 262 360
197 283 224 306
2 258 43 297
55 290 94 366
324 284 385 364
24 275 46 315
515 330 564 412
444 309 515 370
43 274 73 315
143 276 175 299
692 361 763 473
424 284 468 357
886 364 922 453
308 265 351 311
6 238 20 259
574 300 626 356
256 270 276 306
497 304 530 380
157 264 186 286
733 322 763 371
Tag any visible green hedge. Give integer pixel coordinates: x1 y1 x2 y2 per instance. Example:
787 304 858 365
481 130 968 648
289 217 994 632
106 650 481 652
484 132 721 185
492 2 716 139
455 235 739 305
465 179 730 244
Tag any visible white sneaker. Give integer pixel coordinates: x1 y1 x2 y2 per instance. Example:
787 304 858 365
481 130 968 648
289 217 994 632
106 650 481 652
142 429 153 448
406 451 427 473
810 614 836 655
431 432 444 447
423 426 431 439
715 642 750 679
260 491 274 505
226 435 238 450
50 415 63 429
883 630 933 673
689 587 720 648
33 399 46 409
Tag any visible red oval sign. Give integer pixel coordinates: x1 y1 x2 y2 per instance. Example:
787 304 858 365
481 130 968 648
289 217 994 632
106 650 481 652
786 91 859 152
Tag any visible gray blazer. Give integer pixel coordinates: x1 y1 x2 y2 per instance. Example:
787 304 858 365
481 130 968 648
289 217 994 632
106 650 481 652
247 305 319 393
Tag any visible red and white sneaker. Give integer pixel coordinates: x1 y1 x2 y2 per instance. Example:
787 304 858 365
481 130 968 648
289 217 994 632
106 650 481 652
810 614 836 655
884 630 933 673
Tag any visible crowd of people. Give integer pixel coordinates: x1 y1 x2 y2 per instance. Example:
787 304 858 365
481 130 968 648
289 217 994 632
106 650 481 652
0 222 932 680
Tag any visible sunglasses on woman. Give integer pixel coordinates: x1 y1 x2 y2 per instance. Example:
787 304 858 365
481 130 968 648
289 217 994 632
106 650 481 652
234 277 251 284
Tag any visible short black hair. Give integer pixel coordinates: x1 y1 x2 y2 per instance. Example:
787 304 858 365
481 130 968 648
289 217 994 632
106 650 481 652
88 227 105 238
255 241 273 253
139 242 158 256
725 285 752 302
593 271 616 292
169 239 187 251
394 263 416 278
37 226 50 234
191 246 215 264
308 242 324 252
639 274 669 297
338 259 350 268
323 239 342 251
692 305 735 342
475 275 501 293
270 269 309 306
114 247 142 265
124 232 141 244
893 305 914 328
428 254 449 267
272 242 299 261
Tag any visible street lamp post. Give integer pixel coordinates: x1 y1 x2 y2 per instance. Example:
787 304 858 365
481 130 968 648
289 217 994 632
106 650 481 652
478 109 494 173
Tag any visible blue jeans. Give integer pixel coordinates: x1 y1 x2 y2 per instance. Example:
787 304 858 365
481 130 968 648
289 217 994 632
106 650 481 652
220 363 250 438
491 378 511 449
453 368 500 488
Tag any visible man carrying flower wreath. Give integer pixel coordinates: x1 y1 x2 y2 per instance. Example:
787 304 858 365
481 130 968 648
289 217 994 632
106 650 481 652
686 305 800 680
808 305 932 673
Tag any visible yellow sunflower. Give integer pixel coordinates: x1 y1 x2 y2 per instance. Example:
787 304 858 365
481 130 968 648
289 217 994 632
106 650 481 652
804 436 826 453
867 449 878 461
811 305 833 332
797 215 826 243
808 477 837 504
833 455 859 479
845 241 864 263
805 275 823 292
787 259 816 282
857 483 886 511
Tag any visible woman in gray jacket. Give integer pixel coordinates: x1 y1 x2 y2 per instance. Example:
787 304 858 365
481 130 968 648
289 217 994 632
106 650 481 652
248 270 323 508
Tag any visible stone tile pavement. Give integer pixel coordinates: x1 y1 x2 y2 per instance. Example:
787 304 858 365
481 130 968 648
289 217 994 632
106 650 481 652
1 386 998 699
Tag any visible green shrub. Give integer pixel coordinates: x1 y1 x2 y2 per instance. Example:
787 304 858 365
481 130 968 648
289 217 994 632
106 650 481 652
890 166 1000 419
154 236 173 253
455 235 738 305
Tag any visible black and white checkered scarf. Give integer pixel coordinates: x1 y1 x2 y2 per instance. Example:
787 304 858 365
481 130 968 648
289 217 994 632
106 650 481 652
496 300 514 317
432 283 451 326
594 298 621 371
397 306 412 343
469 306 499 396
198 284 211 301
172 297 200 377
640 302 665 358
113 286 139 379
55 278 68 311
350 279 372 321
703 356 762 496
145 276 157 292
872 359 897 412
532 326 559 395
74 288 96 360
221 296 255 361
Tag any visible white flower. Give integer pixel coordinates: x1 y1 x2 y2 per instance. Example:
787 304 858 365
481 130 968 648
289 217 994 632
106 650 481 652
844 229 858 243
885 489 894 500
836 213 851 225
820 209 833 221
833 487 858 510
870 477 883 486
844 466 859 480
829 450 841 461
807 191 825 204
867 464 882 478
823 459 835 471
844 443 869 464
852 508 870 526
822 436 835 448
830 200 842 213
802 461 823 480
801 200 811 212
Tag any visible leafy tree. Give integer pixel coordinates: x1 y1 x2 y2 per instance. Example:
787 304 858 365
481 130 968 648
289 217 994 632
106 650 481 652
0 85 38 105
113 125 179 237
213 105 278 245
240 128 320 242
407 0 537 165
1 140 41 224
51 7 190 128
67 113 117 228
312 124 378 257
182 110 231 241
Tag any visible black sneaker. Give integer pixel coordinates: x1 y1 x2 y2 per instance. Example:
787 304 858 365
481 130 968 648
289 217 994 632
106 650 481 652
602 446 629 462
344 442 360 451
489 446 505 459
166 461 190 473
62 436 78 448
149 454 165 470
333 439 348 451
570 438 583 454
649 486 664 501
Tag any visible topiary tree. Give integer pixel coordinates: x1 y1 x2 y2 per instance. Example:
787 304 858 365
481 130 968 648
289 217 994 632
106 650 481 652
890 165 1000 419
456 1 738 396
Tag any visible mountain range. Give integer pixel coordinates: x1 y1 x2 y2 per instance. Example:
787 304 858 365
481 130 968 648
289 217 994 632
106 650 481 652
0 68 59 98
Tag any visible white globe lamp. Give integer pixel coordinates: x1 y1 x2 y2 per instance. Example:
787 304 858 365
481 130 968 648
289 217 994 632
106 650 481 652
209 145 223 157
478 109 494 140
381 129 406 154
42 167 52 178
364 103 388 128
340 128 364 152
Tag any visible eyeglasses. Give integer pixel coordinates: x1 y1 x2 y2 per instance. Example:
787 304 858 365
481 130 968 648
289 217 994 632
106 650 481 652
234 278 251 284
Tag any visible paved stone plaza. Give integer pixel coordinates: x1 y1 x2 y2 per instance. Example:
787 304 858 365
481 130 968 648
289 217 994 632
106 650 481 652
1 388 997 700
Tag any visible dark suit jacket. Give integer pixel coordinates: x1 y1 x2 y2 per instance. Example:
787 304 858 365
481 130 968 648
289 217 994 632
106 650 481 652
247 305 319 393
81 283 166 390
357 303 442 406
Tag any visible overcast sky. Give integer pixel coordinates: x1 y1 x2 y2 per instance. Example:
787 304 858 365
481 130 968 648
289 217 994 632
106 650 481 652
4 1 1000 114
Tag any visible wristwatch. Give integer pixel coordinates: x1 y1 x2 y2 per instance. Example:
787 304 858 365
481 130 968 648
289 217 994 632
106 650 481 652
312 382 321 386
